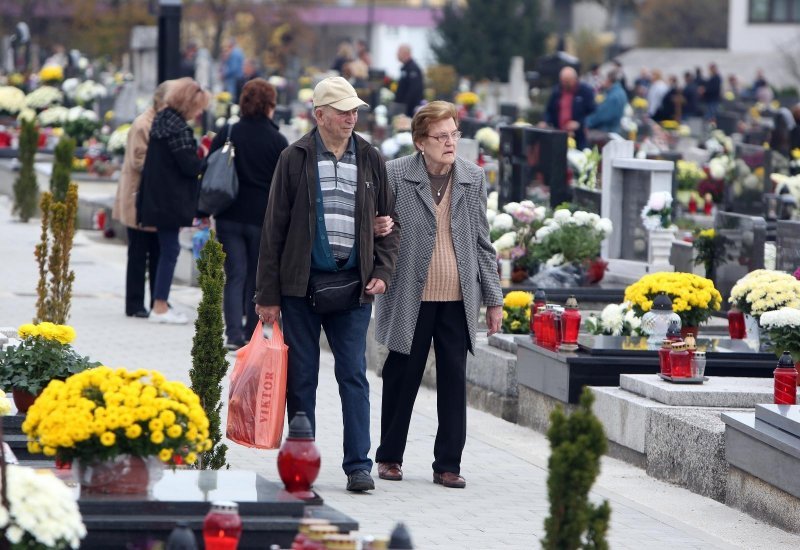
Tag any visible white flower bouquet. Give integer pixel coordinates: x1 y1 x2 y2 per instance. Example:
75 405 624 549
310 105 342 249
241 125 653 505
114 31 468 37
771 173 800 207
568 146 601 189
106 124 131 155
641 191 673 230
585 302 643 336
0 86 26 115
63 107 100 145
37 106 69 128
532 209 613 267
759 307 800 361
24 86 64 110
73 80 108 107
729 269 800 318
474 127 500 156
380 132 414 160
0 465 86 548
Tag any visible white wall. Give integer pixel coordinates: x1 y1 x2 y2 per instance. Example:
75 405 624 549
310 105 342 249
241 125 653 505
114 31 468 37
573 1 608 33
370 24 437 79
728 0 800 53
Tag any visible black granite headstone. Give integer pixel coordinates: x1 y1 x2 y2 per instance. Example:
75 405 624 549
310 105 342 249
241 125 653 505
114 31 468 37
776 220 800 273
714 211 767 304
726 143 770 215
572 187 601 214
498 126 568 209
619 169 651 262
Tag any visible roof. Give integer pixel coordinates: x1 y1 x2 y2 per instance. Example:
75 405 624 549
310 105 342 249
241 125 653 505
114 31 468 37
294 6 440 27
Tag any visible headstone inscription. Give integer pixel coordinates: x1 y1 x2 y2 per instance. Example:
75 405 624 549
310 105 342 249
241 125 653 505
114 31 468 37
714 211 767 304
776 220 800 274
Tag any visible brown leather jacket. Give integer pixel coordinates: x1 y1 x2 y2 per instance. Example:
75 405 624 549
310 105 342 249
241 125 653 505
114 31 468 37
255 129 400 306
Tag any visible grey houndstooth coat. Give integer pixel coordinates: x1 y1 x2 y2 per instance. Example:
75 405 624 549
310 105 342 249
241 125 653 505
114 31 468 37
375 153 503 355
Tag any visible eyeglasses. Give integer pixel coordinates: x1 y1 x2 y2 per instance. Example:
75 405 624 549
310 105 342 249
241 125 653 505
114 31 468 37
427 131 462 144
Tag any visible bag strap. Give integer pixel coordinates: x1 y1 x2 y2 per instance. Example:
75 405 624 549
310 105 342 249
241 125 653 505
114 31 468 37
224 122 235 147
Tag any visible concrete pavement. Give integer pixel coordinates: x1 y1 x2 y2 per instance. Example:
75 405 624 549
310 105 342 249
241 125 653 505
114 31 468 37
1 193 799 549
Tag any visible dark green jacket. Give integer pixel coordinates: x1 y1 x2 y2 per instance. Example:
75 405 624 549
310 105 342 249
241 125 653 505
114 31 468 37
255 128 400 306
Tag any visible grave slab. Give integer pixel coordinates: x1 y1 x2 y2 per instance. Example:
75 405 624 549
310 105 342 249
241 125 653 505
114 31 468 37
619 374 774 408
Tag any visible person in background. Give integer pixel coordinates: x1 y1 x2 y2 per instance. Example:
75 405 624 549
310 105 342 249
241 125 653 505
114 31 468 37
653 75 684 122
254 76 400 492
682 71 702 118
138 78 211 324
543 66 596 149
330 41 355 75
221 38 244 96
646 69 669 118
586 69 627 135
210 79 288 350
610 59 630 98
395 44 424 117
374 101 503 490
235 58 261 103
633 68 651 96
582 63 603 94
703 62 722 122
179 41 198 79
112 80 172 319
356 39 372 69
727 74 741 101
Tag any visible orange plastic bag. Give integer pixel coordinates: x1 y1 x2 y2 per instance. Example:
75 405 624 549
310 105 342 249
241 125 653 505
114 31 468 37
226 321 288 449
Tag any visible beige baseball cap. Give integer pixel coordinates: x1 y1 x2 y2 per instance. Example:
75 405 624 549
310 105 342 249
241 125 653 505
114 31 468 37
313 76 368 111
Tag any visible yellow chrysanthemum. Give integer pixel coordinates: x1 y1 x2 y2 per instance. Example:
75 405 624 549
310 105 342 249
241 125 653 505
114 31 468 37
150 430 165 444
503 291 533 309
17 323 38 339
185 452 197 465
158 448 173 462
125 424 142 439
100 431 116 446
166 424 183 438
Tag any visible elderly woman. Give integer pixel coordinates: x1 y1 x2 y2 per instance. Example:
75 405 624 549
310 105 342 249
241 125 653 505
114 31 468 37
138 77 211 324
375 100 503 489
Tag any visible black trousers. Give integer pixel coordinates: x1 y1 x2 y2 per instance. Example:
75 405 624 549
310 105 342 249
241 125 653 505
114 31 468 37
376 301 469 474
125 227 160 315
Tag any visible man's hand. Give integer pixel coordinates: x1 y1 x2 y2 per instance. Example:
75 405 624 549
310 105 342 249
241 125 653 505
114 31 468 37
565 120 580 131
486 305 502 336
256 304 281 325
374 215 394 237
364 278 386 295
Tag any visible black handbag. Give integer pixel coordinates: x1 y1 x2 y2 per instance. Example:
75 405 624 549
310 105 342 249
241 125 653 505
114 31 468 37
307 269 362 314
199 123 238 215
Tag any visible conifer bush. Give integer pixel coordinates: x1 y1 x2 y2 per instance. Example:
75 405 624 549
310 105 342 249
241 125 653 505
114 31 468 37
50 136 75 202
542 387 611 550
13 119 40 222
190 230 229 469
34 183 78 324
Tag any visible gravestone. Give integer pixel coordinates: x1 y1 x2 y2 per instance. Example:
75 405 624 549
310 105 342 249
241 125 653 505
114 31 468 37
726 143 770 216
670 240 695 275
572 186 601 214
716 111 739 136
714 211 767 304
600 140 674 263
776 220 800 273
459 117 488 139
498 125 568 209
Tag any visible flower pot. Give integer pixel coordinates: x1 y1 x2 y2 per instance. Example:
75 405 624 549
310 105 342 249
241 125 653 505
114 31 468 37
583 258 608 285
12 388 39 414
647 228 675 268
75 454 164 495
511 266 529 284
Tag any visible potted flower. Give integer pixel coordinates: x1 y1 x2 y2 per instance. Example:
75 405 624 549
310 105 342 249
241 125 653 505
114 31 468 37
0 464 86 548
729 269 800 343
531 209 613 280
624 272 723 336
692 228 722 280
759 307 800 364
0 322 99 412
502 291 532 334
23 366 212 495
500 200 548 280
641 191 674 267
585 302 642 337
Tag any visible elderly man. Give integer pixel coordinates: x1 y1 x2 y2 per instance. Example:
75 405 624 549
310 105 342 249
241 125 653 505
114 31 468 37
586 70 627 135
255 77 400 492
544 66 596 149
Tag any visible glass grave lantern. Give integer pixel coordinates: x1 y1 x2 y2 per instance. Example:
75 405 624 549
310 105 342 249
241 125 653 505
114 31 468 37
774 351 798 405
203 501 242 550
277 412 321 500
641 292 681 345
559 296 581 352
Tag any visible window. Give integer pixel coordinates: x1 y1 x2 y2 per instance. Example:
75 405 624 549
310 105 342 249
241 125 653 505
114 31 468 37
749 0 800 21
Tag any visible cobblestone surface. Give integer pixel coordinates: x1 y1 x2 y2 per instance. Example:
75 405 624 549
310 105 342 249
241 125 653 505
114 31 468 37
1 193 798 549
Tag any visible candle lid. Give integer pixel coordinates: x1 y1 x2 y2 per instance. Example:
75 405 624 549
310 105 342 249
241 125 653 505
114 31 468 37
661 338 672 349
565 295 578 309
652 292 673 311
209 500 238 513
670 341 688 351
693 351 706 358
779 351 795 367
288 411 314 439
684 334 696 349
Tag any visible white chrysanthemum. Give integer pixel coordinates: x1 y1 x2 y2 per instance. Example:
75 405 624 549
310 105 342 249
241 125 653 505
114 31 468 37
545 253 565 268
492 212 513 231
624 307 641 330
486 209 496 224
503 201 521 215
25 86 63 109
487 191 499 212
596 218 613 235
760 307 800 329
600 303 625 335
572 210 592 226
552 209 572 223
0 86 26 114
493 231 517 252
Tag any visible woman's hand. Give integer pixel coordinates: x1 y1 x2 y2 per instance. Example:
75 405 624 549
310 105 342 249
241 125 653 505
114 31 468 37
486 305 503 336
373 215 394 237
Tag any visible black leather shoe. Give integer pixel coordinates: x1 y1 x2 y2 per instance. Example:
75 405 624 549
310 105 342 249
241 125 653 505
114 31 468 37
346 470 375 492
126 309 149 318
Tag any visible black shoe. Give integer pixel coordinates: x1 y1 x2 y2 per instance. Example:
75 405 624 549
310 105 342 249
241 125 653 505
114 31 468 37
346 470 375 492
126 309 149 318
225 340 247 352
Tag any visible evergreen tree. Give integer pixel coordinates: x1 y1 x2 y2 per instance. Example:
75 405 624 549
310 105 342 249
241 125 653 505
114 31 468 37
190 230 229 470
13 119 40 223
542 387 611 550
50 136 76 202
433 0 548 82
34 183 78 324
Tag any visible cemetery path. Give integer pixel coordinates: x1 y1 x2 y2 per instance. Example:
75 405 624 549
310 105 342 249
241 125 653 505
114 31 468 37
0 193 798 549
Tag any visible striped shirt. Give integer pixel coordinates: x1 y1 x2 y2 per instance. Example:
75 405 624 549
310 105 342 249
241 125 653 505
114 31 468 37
315 133 357 261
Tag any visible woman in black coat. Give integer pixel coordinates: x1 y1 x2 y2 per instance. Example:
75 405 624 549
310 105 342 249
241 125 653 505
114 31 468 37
138 77 211 324
209 78 288 349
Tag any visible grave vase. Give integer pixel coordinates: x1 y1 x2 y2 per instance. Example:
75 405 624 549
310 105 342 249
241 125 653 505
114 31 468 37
75 454 164 495
647 228 675 267
744 314 761 351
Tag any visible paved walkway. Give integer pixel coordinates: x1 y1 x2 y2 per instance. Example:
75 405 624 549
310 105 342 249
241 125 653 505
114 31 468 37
1 193 799 549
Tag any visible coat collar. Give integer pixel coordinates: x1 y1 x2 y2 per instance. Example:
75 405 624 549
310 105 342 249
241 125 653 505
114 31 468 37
402 153 474 187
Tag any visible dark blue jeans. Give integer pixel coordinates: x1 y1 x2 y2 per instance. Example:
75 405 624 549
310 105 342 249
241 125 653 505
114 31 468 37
154 228 181 302
280 295 373 475
216 219 261 344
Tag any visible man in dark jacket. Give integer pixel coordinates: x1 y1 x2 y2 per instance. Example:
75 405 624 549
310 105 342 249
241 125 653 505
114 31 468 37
394 44 424 117
255 76 400 492
703 62 722 122
544 66 596 149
